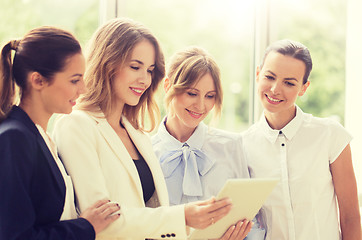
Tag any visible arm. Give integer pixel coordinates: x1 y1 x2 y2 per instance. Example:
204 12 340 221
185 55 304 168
0 128 95 240
53 113 188 239
330 144 361 240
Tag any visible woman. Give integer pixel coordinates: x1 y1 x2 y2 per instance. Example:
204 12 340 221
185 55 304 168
52 18 232 240
151 46 264 240
0 26 120 240
242 39 361 239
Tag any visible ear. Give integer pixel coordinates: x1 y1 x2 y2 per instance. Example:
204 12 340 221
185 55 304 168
298 81 310 96
164 77 171 93
29 72 47 90
256 66 261 83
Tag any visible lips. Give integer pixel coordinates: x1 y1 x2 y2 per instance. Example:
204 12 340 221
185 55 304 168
265 94 282 104
130 87 144 96
186 109 203 119
69 100 76 106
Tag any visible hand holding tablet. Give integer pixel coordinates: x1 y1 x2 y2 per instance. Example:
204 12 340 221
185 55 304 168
189 178 278 239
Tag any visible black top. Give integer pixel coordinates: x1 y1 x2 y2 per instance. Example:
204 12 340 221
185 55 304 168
133 156 155 203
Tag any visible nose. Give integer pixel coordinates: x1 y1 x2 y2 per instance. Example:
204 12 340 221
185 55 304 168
138 69 152 86
194 96 206 112
270 81 281 94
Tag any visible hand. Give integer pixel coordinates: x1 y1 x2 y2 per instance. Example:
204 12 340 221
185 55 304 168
80 199 121 234
214 220 253 240
184 197 232 229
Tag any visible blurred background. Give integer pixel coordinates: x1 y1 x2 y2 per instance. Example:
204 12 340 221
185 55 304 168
1 0 361 206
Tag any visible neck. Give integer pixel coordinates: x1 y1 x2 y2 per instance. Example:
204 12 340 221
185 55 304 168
165 115 196 143
19 97 51 131
103 101 124 129
264 106 297 130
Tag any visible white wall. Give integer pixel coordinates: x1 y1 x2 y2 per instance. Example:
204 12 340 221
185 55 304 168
345 0 362 197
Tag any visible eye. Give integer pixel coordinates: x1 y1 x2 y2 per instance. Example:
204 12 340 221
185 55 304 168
206 94 215 99
71 79 80 84
187 92 197 97
285 81 295 86
130 66 139 70
265 75 275 80
147 68 154 74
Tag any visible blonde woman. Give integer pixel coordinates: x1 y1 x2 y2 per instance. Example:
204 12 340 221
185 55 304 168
152 46 265 240
53 18 232 240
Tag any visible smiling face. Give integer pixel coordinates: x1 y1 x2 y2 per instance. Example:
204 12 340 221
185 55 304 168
111 40 155 110
41 53 86 114
256 51 309 122
171 72 216 131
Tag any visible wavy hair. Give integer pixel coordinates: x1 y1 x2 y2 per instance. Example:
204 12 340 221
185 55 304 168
78 18 165 132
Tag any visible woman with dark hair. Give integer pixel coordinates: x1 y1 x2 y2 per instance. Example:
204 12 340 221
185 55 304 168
242 39 361 240
0 26 120 240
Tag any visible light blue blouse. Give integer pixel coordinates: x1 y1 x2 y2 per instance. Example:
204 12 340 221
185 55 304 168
152 118 249 205
152 118 265 239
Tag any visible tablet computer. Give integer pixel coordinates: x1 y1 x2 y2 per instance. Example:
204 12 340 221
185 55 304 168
189 178 278 240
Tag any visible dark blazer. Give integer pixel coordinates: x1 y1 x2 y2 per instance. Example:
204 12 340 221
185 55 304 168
0 106 95 240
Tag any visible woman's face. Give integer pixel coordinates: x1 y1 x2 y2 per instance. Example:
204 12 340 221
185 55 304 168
112 40 156 108
256 51 309 117
41 53 86 115
171 73 217 130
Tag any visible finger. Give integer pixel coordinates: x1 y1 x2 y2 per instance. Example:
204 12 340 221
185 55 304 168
235 220 252 240
105 212 121 222
101 203 121 217
207 204 232 223
89 199 110 209
98 202 119 214
230 221 248 239
198 196 216 206
202 198 232 213
219 225 235 240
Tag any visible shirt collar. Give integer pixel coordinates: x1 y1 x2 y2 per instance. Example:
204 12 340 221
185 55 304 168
157 116 207 150
259 105 304 143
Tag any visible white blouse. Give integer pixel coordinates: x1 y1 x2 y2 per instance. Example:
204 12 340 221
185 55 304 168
36 124 77 220
242 106 351 240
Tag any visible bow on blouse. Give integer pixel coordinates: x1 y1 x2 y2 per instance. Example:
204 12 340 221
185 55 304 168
159 143 215 199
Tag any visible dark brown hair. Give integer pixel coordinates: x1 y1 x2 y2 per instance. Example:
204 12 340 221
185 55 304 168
0 26 81 121
261 39 312 84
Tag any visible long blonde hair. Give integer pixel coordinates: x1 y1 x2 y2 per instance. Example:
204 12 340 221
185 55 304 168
78 18 165 131
165 46 223 119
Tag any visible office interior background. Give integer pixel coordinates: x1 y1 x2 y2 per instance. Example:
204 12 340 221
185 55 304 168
1 0 362 208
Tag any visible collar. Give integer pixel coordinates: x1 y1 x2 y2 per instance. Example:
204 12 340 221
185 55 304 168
259 105 305 143
157 116 207 150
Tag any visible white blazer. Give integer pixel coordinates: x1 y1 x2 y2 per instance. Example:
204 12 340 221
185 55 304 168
53 110 187 240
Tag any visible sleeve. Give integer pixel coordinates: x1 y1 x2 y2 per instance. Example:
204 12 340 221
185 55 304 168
234 134 252 179
0 129 95 240
53 113 187 240
328 119 353 164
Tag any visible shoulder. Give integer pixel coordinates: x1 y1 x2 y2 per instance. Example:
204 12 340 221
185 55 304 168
151 126 166 146
0 117 36 145
206 126 243 145
303 113 347 133
0 118 38 167
54 110 97 130
241 121 260 136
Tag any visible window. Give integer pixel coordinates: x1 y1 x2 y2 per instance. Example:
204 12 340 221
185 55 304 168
112 0 255 132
